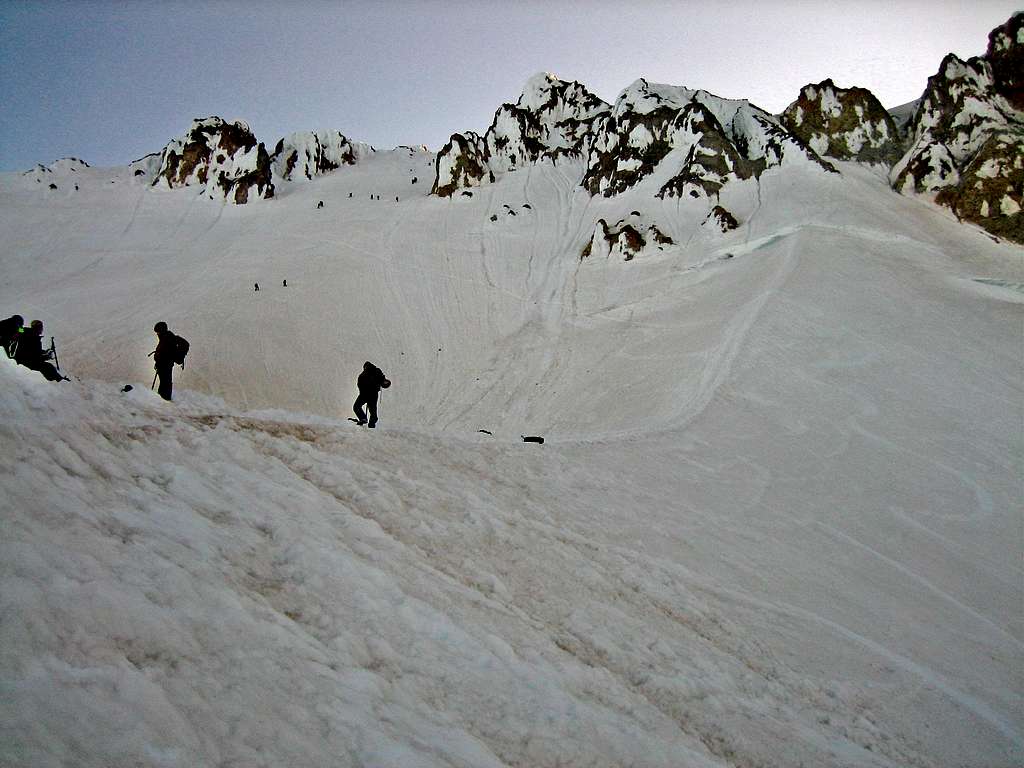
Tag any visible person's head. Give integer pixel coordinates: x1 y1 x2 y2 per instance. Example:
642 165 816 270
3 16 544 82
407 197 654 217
154 321 168 334
10 314 23 327
363 361 373 371
30 320 42 335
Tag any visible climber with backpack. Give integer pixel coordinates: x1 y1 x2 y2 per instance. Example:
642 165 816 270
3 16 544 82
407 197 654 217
151 321 189 401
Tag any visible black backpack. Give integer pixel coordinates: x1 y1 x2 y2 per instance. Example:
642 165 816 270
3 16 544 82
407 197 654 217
173 334 190 366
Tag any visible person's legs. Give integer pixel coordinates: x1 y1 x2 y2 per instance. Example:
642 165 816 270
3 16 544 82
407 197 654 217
366 392 379 427
353 393 367 423
157 366 173 400
39 362 64 382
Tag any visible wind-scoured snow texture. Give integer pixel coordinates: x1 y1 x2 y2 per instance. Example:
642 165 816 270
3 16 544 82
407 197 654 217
891 13 1024 242
782 79 903 164
582 79 834 200
271 130 371 182
581 215 673 261
433 73 610 197
155 117 275 204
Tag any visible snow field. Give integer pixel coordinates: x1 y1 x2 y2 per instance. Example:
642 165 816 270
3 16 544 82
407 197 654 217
0 148 1022 766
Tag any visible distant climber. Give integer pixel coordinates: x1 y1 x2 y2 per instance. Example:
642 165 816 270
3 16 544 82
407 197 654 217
254 282 260 292
317 200 324 209
283 279 288 287
14 320 65 382
1 314 23 356
151 321 188 401
353 361 391 428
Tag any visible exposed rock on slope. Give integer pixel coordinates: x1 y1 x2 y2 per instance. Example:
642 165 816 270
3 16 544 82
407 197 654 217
781 79 903 163
433 73 610 197
271 130 371 182
581 215 674 261
704 205 740 232
891 13 1023 242
154 117 275 204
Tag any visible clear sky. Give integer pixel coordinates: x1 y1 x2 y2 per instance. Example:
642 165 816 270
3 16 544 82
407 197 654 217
0 0 1019 171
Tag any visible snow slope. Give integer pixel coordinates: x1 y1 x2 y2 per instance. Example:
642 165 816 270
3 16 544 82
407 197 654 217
0 148 1022 767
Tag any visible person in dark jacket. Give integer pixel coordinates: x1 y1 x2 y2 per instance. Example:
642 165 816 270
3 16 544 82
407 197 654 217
0 314 23 356
152 321 177 401
353 361 391 428
14 320 64 382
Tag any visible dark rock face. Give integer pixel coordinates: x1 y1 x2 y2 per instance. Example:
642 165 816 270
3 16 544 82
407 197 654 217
891 13 1023 242
781 79 903 163
155 117 274 203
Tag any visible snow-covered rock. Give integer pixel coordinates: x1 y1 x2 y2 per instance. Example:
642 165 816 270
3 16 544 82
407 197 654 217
781 79 903 164
431 132 491 197
432 73 609 197
154 117 275 204
891 13 1023 242
271 130 371 182
582 79 834 199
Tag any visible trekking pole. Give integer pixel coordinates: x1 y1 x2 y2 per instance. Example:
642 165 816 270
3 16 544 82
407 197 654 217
151 372 158 390
49 337 60 372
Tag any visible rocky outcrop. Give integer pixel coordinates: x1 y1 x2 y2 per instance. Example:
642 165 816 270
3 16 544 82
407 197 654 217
154 117 274 204
271 130 370 181
781 79 903 163
581 215 674 261
582 79 835 199
433 73 610 197
891 13 1023 242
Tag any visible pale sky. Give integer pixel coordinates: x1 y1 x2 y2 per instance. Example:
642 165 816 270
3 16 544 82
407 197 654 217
0 0 1019 171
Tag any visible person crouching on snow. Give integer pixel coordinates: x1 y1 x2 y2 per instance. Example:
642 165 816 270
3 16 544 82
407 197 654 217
14 320 65 382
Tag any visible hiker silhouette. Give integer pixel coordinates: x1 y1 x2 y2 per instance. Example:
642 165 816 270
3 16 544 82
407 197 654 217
152 322 188 401
353 361 391 428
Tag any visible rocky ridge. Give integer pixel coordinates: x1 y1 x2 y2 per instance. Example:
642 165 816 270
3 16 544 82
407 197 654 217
890 12 1023 241
582 79 835 202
